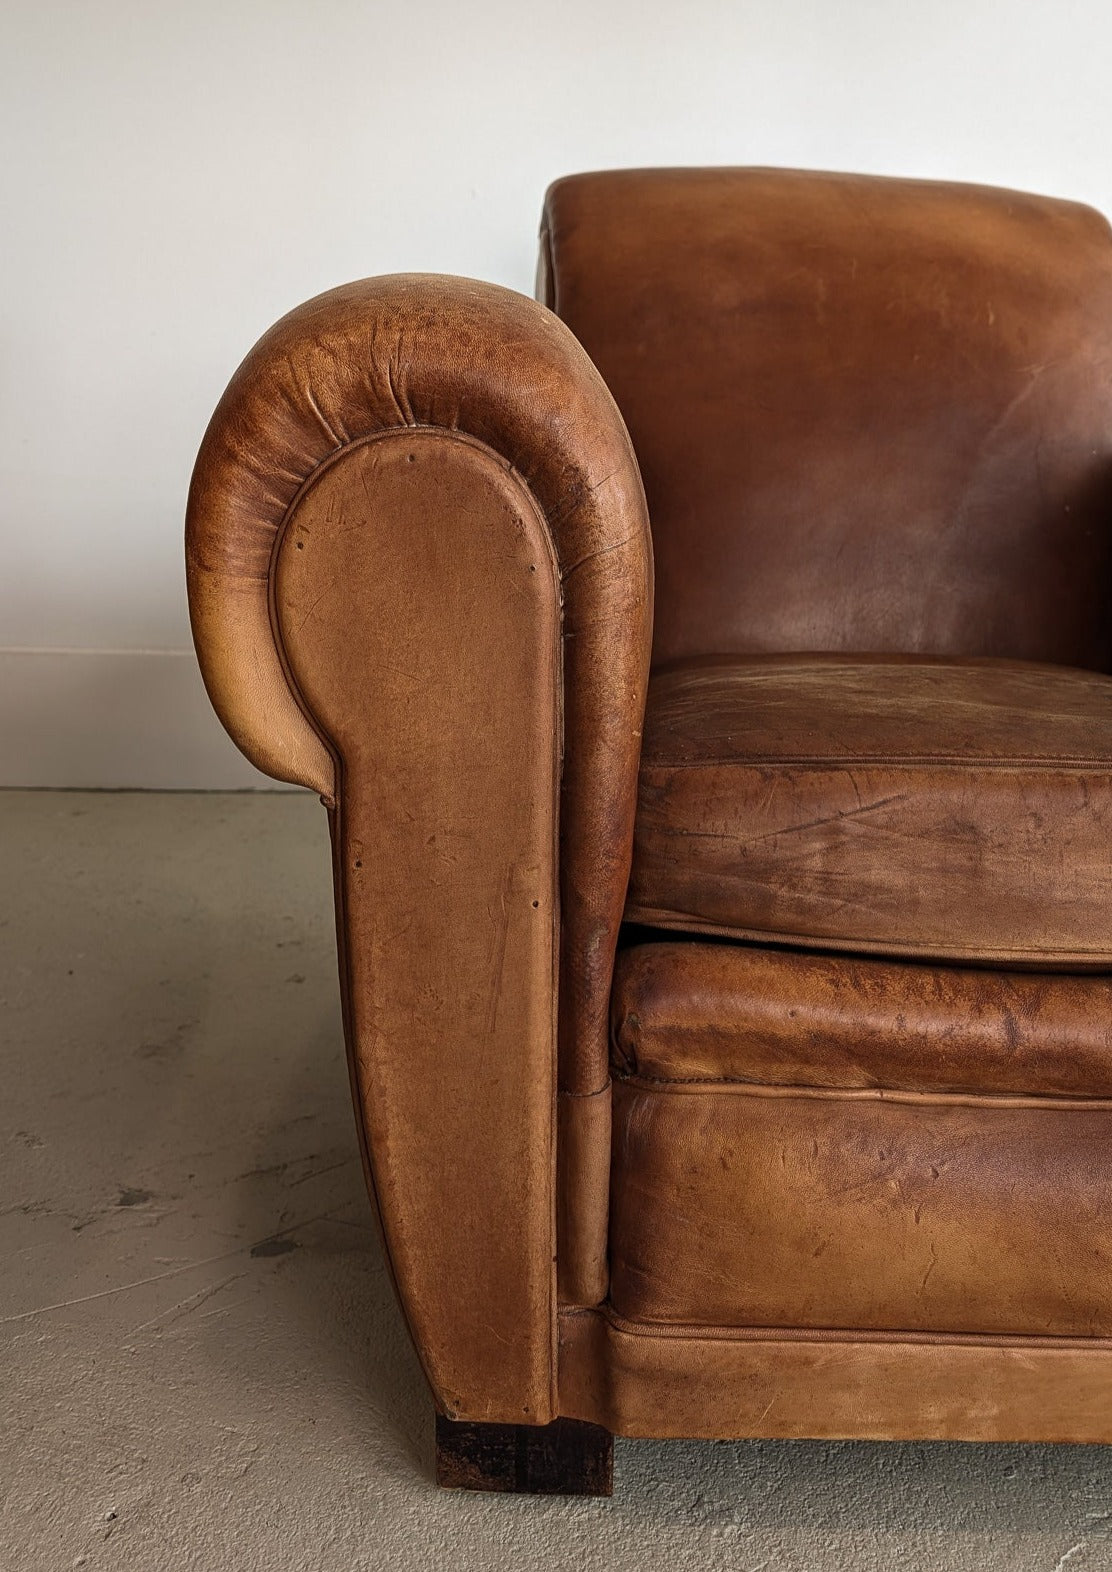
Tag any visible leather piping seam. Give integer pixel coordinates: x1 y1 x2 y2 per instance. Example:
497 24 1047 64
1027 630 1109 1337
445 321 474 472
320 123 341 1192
565 1304 1112 1352
641 755 1112 771
620 907 1112 966
614 1072 1112 1110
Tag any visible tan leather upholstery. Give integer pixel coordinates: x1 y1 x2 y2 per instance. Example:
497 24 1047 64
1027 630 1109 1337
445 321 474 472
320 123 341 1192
187 274 652 1104
628 653 1112 963
558 1308 1112 1443
279 429 562 1420
611 1077 1112 1335
610 943 1112 1337
187 276 651 1414
612 942 1112 1099
542 168 1112 671
188 170 1112 1464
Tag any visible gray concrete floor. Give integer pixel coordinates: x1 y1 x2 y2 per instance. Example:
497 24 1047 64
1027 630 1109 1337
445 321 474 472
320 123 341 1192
3 791 1111 1571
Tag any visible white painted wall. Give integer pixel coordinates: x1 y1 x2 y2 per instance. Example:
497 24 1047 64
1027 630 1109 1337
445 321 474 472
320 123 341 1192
4 0 1112 785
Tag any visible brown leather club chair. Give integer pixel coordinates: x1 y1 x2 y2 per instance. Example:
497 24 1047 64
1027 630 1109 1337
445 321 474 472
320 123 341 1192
186 168 1112 1496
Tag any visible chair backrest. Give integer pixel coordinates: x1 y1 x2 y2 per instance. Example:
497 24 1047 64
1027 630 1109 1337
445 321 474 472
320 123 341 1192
539 168 1112 671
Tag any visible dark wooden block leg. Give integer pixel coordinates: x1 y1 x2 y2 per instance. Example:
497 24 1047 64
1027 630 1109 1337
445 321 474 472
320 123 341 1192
435 1413 613 1496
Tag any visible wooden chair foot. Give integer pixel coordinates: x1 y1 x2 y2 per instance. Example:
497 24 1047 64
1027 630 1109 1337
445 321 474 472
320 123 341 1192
435 1413 613 1496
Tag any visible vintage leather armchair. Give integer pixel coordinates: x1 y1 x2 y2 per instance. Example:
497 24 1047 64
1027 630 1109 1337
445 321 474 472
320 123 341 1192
186 169 1112 1496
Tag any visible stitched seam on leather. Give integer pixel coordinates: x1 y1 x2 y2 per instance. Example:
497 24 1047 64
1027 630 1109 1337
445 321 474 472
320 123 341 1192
614 1072 1112 1109
575 1304 1112 1351
641 756 1112 771
619 907 1112 963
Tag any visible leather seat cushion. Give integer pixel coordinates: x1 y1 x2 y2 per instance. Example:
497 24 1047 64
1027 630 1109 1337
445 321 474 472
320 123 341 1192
609 941 1112 1336
627 653 1112 966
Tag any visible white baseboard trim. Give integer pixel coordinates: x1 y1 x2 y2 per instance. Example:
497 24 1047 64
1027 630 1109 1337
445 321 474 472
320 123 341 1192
0 648 301 790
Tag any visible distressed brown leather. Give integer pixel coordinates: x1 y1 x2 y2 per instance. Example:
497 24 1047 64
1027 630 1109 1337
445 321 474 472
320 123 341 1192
189 172 1112 1455
187 275 652 1104
628 653 1112 964
612 906 1112 1348
610 1075 1112 1336
542 167 1112 671
559 1307 1112 1443
556 1083 612 1307
186 276 651 1417
613 942 1112 1099
278 430 560 1420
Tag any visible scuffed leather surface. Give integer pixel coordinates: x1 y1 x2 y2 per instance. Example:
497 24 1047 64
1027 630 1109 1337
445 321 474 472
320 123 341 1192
614 941 1112 1099
628 653 1112 963
559 1306 1112 1441
277 431 560 1420
542 167 1112 671
186 274 653 1097
610 1070 1112 1336
557 1084 611 1307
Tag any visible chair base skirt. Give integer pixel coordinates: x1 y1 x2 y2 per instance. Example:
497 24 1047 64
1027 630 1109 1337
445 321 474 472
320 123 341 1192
558 1306 1112 1443
435 1414 613 1496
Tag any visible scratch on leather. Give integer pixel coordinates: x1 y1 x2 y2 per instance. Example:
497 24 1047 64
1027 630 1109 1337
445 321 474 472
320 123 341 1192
485 867 514 1034
755 793 909 842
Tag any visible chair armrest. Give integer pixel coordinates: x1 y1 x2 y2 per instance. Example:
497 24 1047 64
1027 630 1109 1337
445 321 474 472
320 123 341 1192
186 275 652 1420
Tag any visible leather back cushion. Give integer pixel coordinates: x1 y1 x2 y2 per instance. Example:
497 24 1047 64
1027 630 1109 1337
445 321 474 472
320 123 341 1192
540 168 1112 670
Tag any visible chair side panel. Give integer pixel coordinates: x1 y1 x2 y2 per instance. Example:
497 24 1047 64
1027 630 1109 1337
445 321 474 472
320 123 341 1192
276 429 560 1422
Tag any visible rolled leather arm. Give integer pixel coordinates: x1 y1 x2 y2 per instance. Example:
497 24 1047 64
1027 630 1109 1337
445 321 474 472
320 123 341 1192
186 276 652 1420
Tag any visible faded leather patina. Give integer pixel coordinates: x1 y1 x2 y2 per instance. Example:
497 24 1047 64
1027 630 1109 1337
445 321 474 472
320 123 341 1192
540 167 1112 670
189 171 1112 1471
187 276 652 1408
627 653 1112 964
